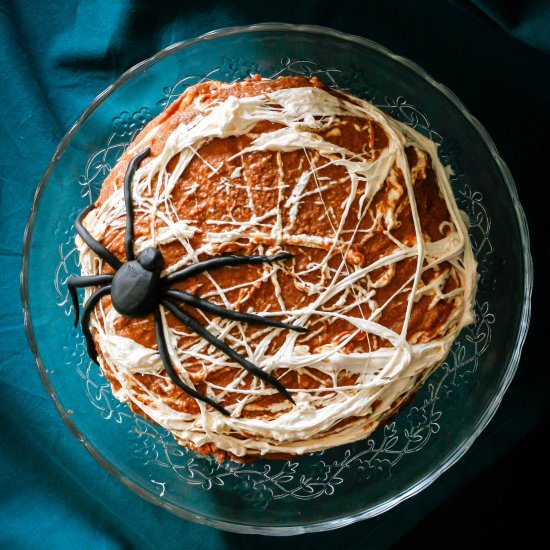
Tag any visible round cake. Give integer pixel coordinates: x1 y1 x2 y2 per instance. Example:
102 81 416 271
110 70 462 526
74 75 477 461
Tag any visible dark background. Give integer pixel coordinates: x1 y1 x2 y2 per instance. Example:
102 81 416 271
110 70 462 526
1 1 548 548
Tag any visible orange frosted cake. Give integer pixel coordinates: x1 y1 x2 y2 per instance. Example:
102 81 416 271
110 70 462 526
71 75 476 461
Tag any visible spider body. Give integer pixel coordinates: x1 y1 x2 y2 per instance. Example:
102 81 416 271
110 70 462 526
68 148 306 416
111 247 162 317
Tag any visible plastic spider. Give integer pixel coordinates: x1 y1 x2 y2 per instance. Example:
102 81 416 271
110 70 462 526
68 148 306 416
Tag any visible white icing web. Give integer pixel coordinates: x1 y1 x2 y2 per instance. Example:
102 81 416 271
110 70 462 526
77 84 476 457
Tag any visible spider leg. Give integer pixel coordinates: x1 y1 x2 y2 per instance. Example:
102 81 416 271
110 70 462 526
75 205 122 270
153 308 230 416
67 274 114 326
161 299 295 405
80 285 111 363
162 252 294 286
124 147 151 261
163 289 307 333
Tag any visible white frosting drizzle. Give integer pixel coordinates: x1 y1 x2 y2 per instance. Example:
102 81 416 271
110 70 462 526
78 84 477 457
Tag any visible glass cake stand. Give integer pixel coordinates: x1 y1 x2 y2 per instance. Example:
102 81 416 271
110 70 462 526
21 23 532 535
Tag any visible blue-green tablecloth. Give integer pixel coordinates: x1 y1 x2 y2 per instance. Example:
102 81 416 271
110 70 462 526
1 1 548 548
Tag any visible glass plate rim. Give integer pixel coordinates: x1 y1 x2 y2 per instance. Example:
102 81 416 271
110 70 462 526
20 22 533 535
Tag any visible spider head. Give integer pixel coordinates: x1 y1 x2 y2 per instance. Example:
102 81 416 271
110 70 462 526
137 247 163 272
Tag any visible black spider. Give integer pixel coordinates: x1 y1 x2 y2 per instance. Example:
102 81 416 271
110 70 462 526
68 148 306 416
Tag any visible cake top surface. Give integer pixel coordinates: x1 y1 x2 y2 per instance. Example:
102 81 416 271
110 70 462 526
78 75 476 458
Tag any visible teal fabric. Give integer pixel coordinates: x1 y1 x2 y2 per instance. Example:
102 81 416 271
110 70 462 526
1 1 547 548
452 0 550 52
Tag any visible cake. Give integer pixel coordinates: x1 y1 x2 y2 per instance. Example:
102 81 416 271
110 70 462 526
73 75 477 461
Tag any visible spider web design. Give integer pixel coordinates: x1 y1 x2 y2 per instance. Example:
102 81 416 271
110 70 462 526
74 74 476 458
53 58 492 503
